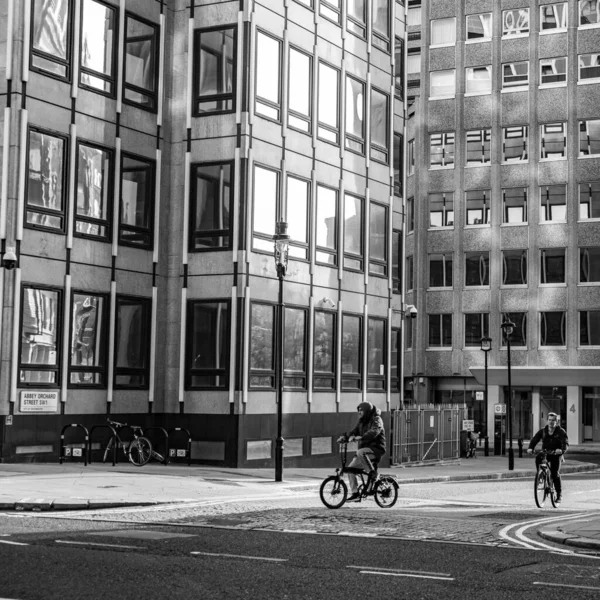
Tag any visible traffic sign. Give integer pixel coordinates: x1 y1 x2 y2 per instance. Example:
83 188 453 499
494 404 506 414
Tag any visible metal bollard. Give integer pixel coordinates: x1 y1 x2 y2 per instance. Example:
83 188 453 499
518 438 523 458
484 436 489 457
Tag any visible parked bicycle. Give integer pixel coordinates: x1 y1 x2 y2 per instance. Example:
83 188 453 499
534 449 561 508
319 441 398 509
102 419 153 466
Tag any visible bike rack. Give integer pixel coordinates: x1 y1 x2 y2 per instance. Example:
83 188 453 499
59 424 89 466
88 423 120 466
144 426 169 465
167 427 192 466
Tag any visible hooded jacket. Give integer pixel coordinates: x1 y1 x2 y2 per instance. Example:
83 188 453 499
349 402 386 458
528 424 569 454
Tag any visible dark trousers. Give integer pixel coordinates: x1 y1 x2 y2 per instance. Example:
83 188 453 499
535 454 563 495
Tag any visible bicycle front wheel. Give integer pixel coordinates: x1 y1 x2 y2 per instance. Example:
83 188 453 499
534 470 548 508
549 481 559 508
374 477 399 508
103 437 115 463
129 437 152 466
320 476 348 509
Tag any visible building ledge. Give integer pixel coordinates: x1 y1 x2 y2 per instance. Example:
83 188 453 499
469 366 600 386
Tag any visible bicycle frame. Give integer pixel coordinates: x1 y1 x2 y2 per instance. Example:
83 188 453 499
336 442 378 494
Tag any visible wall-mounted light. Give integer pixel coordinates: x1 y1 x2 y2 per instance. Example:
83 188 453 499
321 297 336 308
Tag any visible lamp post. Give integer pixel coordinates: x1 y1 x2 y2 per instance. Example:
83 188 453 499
501 318 515 471
480 336 491 407
273 221 290 482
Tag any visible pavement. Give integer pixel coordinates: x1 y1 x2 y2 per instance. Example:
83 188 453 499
0 450 599 550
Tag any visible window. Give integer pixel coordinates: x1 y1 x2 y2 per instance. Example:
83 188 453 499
75 141 112 240
502 126 528 162
370 89 389 163
407 48 421 74
540 185 567 222
540 57 567 85
429 132 454 167
249 303 275 388
316 184 337 265
429 253 453 288
287 176 310 260
465 252 490 287
541 3 568 30
407 139 415 175
406 197 414 232
252 165 279 252
393 132 403 195
369 202 387 276
579 181 600 219
31 0 73 79
407 1 421 27
541 248 566 284
503 62 529 89
390 327 401 391
429 314 452 348
580 247 600 283
466 13 492 40
579 119 600 156
124 14 159 111
347 0 367 38
466 189 490 225
288 47 312 133
372 0 391 51
579 53 600 81
69 292 107 386
540 312 566 346
503 250 527 285
501 312 527 346
344 193 364 271
503 187 528 224
392 230 402 292
318 62 340 144
19 286 61 385
429 192 454 228
465 66 492 94
313 310 336 390
345 75 366 153
465 314 489 347
580 1 600 26
80 0 118 96
466 129 491 165
406 255 413 291
430 70 455 98
187 300 229 389
115 295 151 388
284 307 307 389
394 38 404 98
320 0 341 24
367 318 386 390
193 26 235 115
405 318 413 350
190 162 232 250
26 128 67 232
431 18 456 46
120 153 154 248
341 314 362 390
255 31 281 120
580 311 600 345
502 8 529 36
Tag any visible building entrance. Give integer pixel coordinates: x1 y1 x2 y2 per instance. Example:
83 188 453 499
583 387 600 442
504 388 532 441
540 387 567 431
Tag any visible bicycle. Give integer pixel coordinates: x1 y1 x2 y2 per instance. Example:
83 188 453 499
103 419 153 466
533 449 562 508
319 441 399 509
466 437 477 459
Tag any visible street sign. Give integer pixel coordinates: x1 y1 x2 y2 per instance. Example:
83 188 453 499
475 391 484 400
462 419 475 431
19 391 59 413
494 404 507 414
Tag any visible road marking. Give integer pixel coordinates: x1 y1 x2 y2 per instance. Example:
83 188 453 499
55 540 145 550
282 529 318 534
0 540 28 546
348 565 452 578
359 570 455 581
534 582 600 591
338 532 378 537
191 551 287 562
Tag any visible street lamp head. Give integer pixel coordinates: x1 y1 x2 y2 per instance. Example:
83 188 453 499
273 221 290 277
501 318 515 340
480 336 492 353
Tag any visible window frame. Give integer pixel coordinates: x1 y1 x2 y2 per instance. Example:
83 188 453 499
372 0 391 52
465 189 491 226
502 8 530 37
540 248 566 285
579 181 600 220
406 255 413 292
466 12 492 42
502 61 529 89
283 305 308 390
286 174 311 262
502 125 528 163
429 191 454 229
368 201 388 277
540 184 567 223
428 314 452 349
343 192 364 272
429 131 455 168
313 309 337 391
540 311 566 347
367 316 387 391
579 119 600 157
579 53 600 82
465 65 492 94
502 187 528 224
255 29 282 122
345 74 366 155
252 164 280 254
249 301 276 390
579 310 600 346
317 61 341 145
580 0 600 27
466 129 491 165
287 45 313 134
430 69 456 99
347 0 367 39
392 229 402 293
320 0 342 25
502 249 528 286
429 253 453 289
540 3 568 32
430 17 456 47
540 57 567 86
407 139 415 175
341 312 363 391
580 247 600 283
315 183 338 266
465 251 490 288
370 87 390 164
464 313 490 348
501 312 528 347
541 123 567 160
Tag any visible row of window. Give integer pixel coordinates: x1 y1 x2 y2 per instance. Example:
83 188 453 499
413 247 600 290
419 310 600 349
31 0 159 110
405 182 600 230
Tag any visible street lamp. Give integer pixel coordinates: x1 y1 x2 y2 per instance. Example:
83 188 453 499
480 336 491 407
500 318 515 471
273 220 290 482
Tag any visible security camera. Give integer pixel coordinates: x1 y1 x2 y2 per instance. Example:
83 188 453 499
405 305 418 319
2 247 17 271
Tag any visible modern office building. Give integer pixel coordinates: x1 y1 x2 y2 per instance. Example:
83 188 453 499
404 0 600 445
0 0 406 466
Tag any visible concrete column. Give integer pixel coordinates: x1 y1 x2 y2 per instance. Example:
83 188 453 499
566 386 580 445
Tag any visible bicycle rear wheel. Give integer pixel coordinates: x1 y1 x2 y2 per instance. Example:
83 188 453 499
534 470 548 508
102 437 115 463
129 437 152 466
374 477 398 508
320 476 348 509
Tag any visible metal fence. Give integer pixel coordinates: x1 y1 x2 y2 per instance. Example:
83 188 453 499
391 405 464 465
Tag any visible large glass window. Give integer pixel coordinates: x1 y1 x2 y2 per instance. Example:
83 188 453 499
316 184 337 265
341 314 362 390
465 189 490 225
540 312 566 346
466 13 492 40
369 202 387 276
367 318 386 390
407 139 415 175
580 311 600 345
465 251 490 287
465 314 489 347
579 53 600 81
429 253 453 288
579 181 600 219
501 312 527 347
541 123 567 159
430 70 455 98
70 292 107 386
249 303 275 389
541 248 566 284
429 192 454 228
407 2 421 26
406 197 414 232
503 126 528 162
372 0 391 51
255 31 281 120
392 229 402 293
344 193 364 271
540 57 567 85
26 129 67 232
345 75 366 153
394 38 404 98
252 165 279 252
429 132 454 167
466 129 491 164
190 162 232 250
193 27 235 115
428 314 452 348
502 8 530 36
313 310 336 390
115 295 151 388
431 18 456 46
393 132 403 195
124 14 159 111
579 119 600 156
503 187 528 224
390 327 401 391
540 185 567 222
20 286 61 385
502 250 527 285
580 247 600 283
75 142 112 240
288 47 312 133
318 62 340 144
320 0 341 24
406 255 413 291
31 0 72 79
370 88 389 163
407 49 421 75
580 1 600 26
541 3 568 30
80 0 118 96
120 154 154 248
503 62 529 88
347 0 367 38
287 176 309 260
465 66 492 94
284 307 307 389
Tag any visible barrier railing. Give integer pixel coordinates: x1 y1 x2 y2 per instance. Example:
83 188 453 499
59 424 89 465
144 426 169 465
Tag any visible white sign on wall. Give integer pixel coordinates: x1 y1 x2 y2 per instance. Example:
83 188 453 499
494 404 507 414
462 420 475 431
19 391 59 413
475 391 484 400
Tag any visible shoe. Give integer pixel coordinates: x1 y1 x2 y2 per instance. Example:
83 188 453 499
346 493 361 502
555 495 562 504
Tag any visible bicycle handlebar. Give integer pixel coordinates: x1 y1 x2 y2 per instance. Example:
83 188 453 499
107 418 127 428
